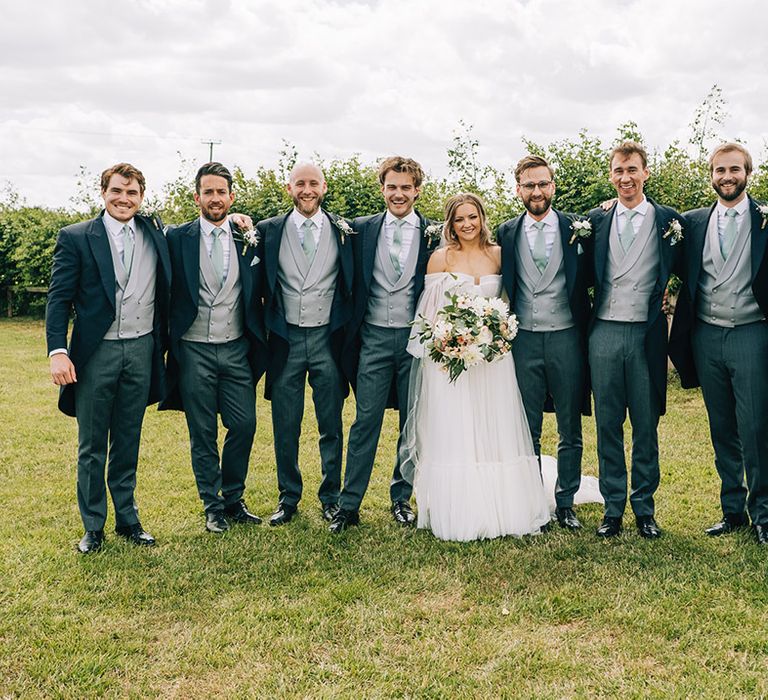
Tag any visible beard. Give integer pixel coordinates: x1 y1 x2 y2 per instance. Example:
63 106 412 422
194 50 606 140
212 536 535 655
292 193 323 216
201 203 229 223
524 194 552 217
713 178 747 202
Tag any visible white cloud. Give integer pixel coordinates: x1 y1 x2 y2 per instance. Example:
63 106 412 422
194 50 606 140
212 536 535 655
1 0 766 207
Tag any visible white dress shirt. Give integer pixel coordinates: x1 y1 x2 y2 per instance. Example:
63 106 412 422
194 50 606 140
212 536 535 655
716 195 749 238
384 209 419 271
199 216 232 277
524 208 559 257
291 208 324 248
615 195 650 235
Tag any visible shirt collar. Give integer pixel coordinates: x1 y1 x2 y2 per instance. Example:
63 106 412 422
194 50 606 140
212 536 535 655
199 216 232 236
102 210 135 237
616 195 649 219
524 208 558 230
385 209 419 228
292 208 325 230
717 196 749 218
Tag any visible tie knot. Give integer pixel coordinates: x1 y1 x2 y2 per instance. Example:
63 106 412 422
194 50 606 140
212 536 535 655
121 223 133 237
532 221 545 231
625 210 637 222
212 226 224 238
725 209 737 219
302 219 315 231
394 218 405 229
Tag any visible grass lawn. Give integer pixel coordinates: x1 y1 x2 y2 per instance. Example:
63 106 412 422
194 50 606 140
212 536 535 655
1 317 766 699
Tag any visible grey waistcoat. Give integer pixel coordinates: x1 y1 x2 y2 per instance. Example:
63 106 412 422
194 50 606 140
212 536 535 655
366 222 420 328
696 210 764 327
596 208 659 322
278 215 339 327
182 231 244 344
103 223 157 340
514 225 574 332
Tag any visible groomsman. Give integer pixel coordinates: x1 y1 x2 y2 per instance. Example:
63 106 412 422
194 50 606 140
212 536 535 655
46 163 171 553
498 155 592 530
332 156 438 533
669 143 768 544
160 163 266 533
257 163 354 526
587 141 684 539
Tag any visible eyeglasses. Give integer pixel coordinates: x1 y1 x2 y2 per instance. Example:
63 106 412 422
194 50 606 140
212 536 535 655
519 181 553 192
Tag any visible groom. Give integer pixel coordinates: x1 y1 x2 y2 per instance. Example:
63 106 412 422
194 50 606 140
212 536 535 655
669 143 768 544
497 155 592 530
332 156 439 533
587 141 684 539
46 163 170 553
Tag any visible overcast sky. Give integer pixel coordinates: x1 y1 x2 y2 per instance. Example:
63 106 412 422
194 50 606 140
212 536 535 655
1 0 766 209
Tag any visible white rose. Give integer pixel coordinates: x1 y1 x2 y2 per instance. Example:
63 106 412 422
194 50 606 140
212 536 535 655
477 326 493 345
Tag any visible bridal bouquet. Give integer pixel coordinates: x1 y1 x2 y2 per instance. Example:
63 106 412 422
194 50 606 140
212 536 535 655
415 286 519 383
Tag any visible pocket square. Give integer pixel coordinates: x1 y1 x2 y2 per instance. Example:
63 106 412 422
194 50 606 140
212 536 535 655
577 243 584 255
250 256 261 266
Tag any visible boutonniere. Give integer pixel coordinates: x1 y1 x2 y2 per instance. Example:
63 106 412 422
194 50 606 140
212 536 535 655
232 224 260 257
662 218 683 246
138 209 164 232
329 214 356 244
568 218 592 245
424 222 444 247
757 203 768 230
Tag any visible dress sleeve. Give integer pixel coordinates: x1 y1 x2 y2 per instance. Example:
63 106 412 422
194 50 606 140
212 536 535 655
406 273 450 358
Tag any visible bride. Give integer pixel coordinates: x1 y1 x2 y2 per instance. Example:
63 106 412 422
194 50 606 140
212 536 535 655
401 193 580 541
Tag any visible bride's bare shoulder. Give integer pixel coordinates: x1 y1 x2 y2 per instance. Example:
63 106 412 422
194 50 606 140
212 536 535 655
487 244 502 268
427 247 449 273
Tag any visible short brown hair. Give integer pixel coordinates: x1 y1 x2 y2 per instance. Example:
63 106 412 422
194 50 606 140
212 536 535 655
514 155 554 183
443 192 493 249
100 163 146 194
378 156 424 188
195 162 233 193
609 141 648 170
708 142 753 176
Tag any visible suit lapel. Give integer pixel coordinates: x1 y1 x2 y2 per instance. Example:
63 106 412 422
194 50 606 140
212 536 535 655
362 213 386 293
138 214 171 282
181 221 201 303
265 214 289 295
749 196 767 280
593 205 614 295
234 238 252 304
86 216 116 310
651 201 672 284
688 206 714 302
556 210 576 299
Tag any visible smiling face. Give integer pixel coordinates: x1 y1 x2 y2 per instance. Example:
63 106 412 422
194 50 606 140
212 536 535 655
451 202 481 245
610 152 649 208
381 170 420 218
517 165 555 219
194 174 235 224
711 150 749 205
101 174 143 222
287 164 327 217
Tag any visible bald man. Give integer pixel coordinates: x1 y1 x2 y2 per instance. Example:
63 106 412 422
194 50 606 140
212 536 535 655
256 163 354 526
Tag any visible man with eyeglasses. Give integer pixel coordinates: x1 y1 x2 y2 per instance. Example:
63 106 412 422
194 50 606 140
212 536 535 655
498 155 592 531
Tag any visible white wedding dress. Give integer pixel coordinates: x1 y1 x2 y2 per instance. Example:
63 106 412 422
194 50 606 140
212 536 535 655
401 272 601 542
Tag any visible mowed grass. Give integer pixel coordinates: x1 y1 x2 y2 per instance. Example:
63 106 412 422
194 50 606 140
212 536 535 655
1 317 766 699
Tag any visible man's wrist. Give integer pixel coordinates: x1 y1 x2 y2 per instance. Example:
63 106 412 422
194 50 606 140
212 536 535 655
49 349 68 357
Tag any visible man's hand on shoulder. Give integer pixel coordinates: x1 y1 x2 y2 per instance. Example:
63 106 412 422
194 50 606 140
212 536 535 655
50 353 77 386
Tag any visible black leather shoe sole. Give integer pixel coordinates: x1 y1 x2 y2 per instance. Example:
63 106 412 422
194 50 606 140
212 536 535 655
329 511 360 534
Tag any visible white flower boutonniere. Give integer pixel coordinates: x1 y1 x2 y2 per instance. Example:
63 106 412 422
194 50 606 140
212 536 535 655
332 216 356 244
757 203 768 230
424 222 444 247
569 218 592 245
232 225 260 256
663 219 683 246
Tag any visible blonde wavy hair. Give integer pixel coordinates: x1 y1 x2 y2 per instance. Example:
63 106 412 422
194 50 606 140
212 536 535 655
443 192 493 248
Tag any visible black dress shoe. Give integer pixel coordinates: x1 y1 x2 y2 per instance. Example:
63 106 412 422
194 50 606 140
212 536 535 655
754 523 768 545
705 512 749 537
636 515 662 539
269 503 297 527
224 500 262 525
77 530 104 554
391 500 416 526
205 511 230 534
115 523 156 546
322 503 340 522
555 507 582 531
328 509 360 534
596 516 622 538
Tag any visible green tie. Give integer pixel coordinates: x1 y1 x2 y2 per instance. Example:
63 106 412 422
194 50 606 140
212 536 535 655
531 221 548 272
301 219 317 265
121 224 134 275
620 210 637 253
721 209 737 258
210 227 224 282
390 219 404 275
